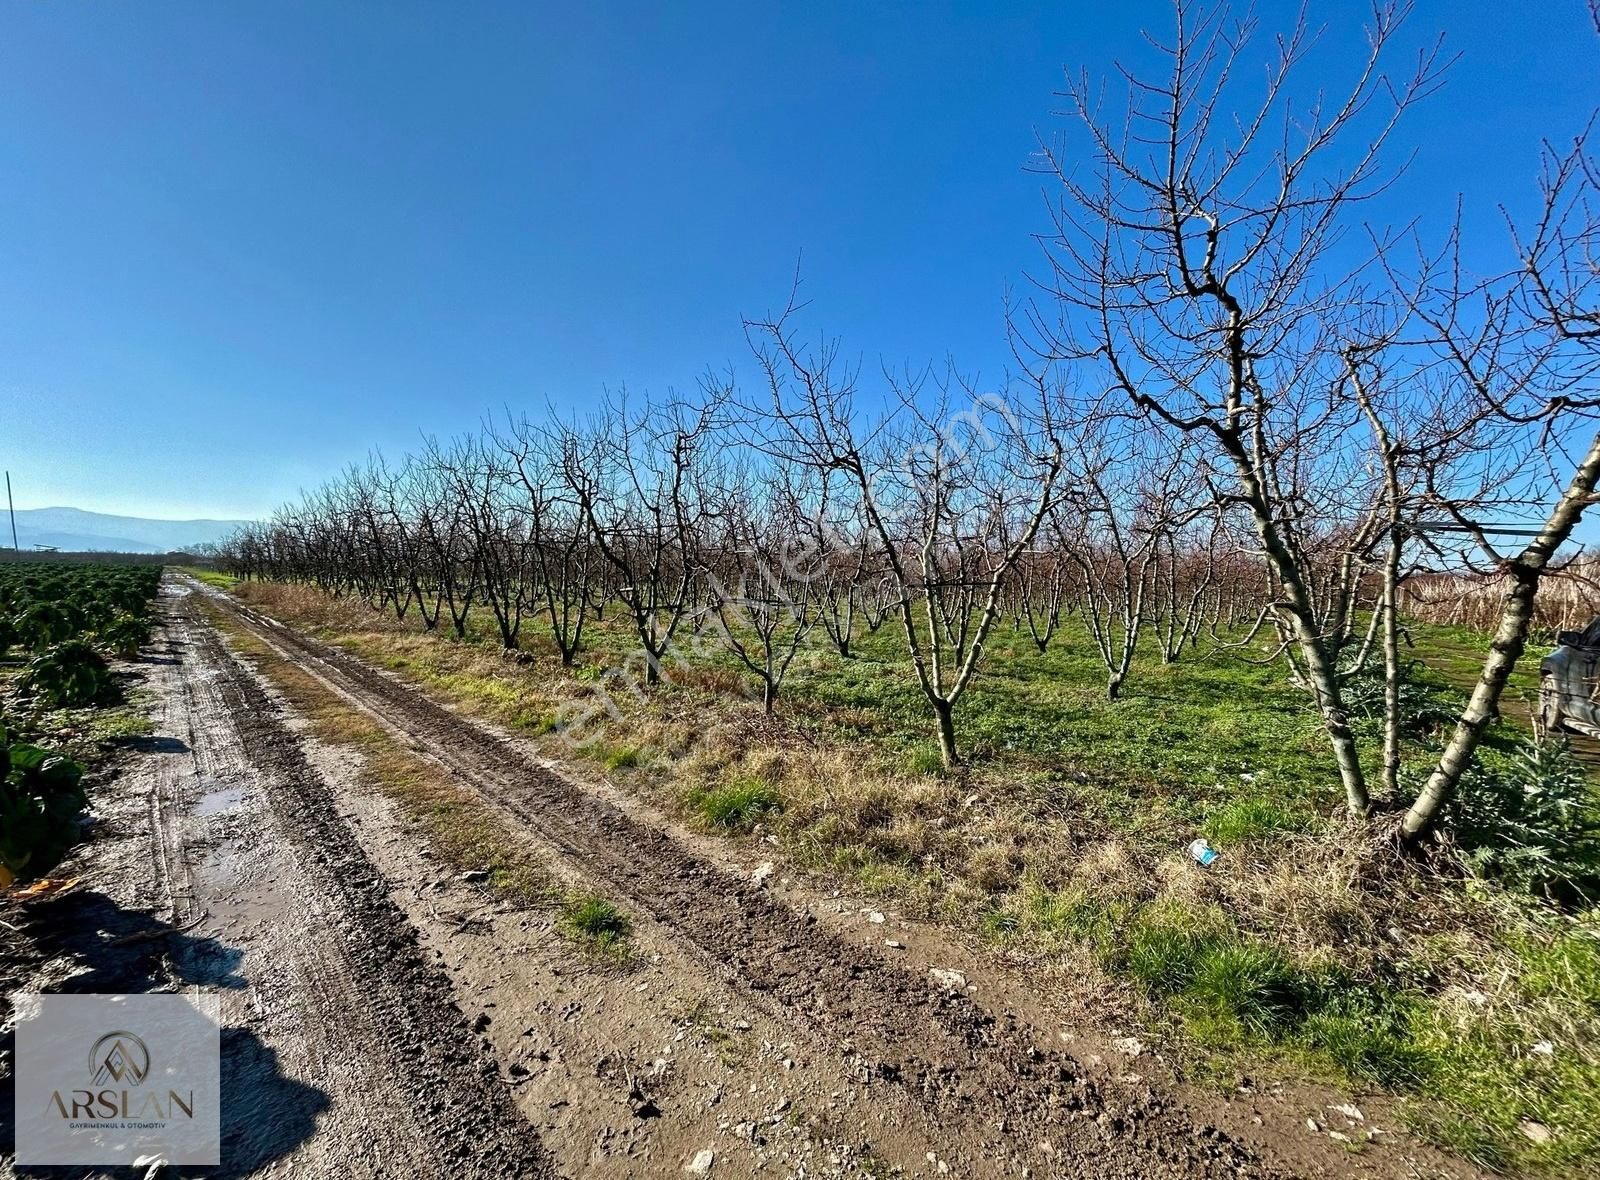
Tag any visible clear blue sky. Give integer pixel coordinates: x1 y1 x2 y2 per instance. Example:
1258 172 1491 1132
2 1 1596 521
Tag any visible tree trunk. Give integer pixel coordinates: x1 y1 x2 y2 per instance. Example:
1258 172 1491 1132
1402 430 1600 841
933 699 958 769
1249 491 1369 815
1379 525 1402 799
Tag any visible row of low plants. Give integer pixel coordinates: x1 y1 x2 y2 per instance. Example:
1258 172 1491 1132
0 562 162 886
0 563 161 708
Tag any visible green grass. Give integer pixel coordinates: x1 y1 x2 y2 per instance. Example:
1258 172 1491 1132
179 567 238 590
290 589 1539 852
515 709 560 735
984 883 1600 1173
1201 796 1319 846
792 618 1324 793
82 707 155 745
599 742 644 770
1405 914 1600 1174
978 880 1133 956
780 614 1472 850
556 891 632 957
685 775 783 831
369 600 1335 810
986 887 1429 1086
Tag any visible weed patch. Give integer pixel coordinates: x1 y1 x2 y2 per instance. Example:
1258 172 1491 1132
556 892 632 957
686 776 782 831
1447 738 1600 903
1201 797 1317 846
179 568 239 591
600 743 644 771
82 707 155 746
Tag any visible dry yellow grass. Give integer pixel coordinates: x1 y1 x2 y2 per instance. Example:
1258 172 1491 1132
1404 555 1600 635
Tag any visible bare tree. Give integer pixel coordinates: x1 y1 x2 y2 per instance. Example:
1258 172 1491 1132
1028 0 1446 814
1151 506 1222 663
748 297 1062 767
417 435 486 639
808 470 872 658
1399 120 1600 839
702 468 820 711
501 416 595 666
1012 547 1070 654
569 390 724 686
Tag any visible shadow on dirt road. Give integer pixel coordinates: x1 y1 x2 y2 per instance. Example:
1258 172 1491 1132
1 892 329 1178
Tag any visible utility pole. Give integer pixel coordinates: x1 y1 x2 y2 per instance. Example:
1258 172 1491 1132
5 471 16 551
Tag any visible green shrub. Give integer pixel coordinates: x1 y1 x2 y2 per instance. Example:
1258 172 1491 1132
20 641 115 708
96 612 151 659
1448 739 1600 902
0 728 88 883
13 601 83 650
1343 665 1459 737
0 564 160 657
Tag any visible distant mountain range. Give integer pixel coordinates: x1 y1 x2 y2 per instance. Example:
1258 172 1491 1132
4 507 251 554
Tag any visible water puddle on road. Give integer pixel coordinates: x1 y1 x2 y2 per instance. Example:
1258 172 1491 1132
194 783 248 816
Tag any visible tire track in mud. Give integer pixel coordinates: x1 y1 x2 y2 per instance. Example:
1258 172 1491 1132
196 582 1273 1180
178 590 559 1179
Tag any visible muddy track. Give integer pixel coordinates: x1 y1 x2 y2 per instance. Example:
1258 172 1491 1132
197 581 1272 1180
193 610 560 1170
109 588 556 1176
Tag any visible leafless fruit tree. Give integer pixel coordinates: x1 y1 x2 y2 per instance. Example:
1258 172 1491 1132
1025 0 1447 814
746 297 1063 766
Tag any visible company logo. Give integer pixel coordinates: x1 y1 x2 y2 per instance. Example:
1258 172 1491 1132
89 1030 151 1087
13 993 221 1165
46 1021 194 1124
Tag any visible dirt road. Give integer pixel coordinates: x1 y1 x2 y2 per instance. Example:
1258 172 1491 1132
3 578 556 1178
4 576 1469 1178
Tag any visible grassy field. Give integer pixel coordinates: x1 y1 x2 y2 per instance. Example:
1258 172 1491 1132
223 578 1593 1176
177 566 240 591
